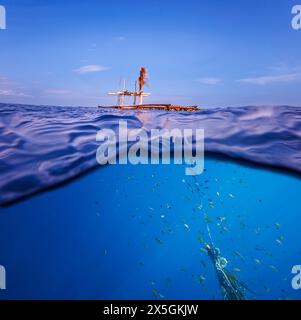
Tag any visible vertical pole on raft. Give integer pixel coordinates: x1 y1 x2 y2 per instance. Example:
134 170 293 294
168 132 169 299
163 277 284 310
134 81 137 106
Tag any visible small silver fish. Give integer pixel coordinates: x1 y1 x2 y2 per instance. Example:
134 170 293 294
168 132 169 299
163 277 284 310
184 224 190 231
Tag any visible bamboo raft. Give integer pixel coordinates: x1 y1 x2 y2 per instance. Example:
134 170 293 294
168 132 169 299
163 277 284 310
104 68 200 112
98 104 200 112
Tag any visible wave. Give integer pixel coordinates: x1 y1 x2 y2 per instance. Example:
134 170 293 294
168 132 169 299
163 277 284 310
0 103 300 205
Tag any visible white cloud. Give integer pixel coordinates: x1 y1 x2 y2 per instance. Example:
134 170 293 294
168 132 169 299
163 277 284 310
0 76 31 97
0 89 31 97
268 64 301 73
46 89 72 95
113 36 126 41
196 77 222 85
0 77 18 86
74 65 109 74
238 73 301 85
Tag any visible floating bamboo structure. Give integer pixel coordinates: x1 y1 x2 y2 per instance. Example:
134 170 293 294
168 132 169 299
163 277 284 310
101 67 200 112
99 104 199 112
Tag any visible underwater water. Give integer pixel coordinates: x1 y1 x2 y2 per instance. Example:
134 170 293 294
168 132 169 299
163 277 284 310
0 103 301 300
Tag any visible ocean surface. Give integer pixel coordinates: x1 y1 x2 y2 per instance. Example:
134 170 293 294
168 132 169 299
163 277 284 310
0 103 301 300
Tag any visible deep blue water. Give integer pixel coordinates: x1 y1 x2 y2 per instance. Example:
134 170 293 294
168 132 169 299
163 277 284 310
0 103 301 300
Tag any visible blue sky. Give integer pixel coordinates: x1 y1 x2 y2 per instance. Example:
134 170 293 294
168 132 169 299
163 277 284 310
0 0 301 107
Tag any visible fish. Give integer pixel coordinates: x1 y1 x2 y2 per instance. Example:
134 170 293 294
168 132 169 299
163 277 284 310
217 216 226 222
270 265 278 272
184 223 190 231
194 275 206 284
152 290 164 300
218 225 229 233
198 232 205 244
240 221 247 229
254 227 261 235
155 238 163 245
263 285 270 292
200 247 207 254
201 260 207 268
204 214 212 224
234 251 245 262
276 236 284 245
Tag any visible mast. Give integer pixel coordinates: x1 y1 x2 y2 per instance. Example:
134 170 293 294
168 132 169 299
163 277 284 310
134 81 137 106
138 67 148 106
107 67 150 108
